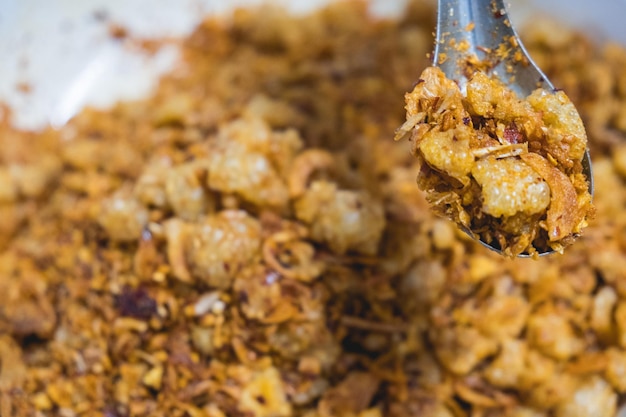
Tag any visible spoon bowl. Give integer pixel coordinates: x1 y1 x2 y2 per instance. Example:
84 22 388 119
433 0 594 257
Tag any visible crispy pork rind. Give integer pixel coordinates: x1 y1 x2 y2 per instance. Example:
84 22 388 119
164 210 263 289
519 152 589 243
207 117 303 210
472 156 550 218
99 188 150 242
398 66 594 256
294 180 385 255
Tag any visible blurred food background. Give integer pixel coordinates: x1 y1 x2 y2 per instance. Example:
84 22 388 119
1 0 625 129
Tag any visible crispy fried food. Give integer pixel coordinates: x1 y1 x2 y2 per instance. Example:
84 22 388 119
2 1 626 417
398 66 594 256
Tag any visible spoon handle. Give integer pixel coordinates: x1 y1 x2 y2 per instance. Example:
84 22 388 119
434 0 552 95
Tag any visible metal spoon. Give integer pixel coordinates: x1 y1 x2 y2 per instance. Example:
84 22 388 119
433 0 594 257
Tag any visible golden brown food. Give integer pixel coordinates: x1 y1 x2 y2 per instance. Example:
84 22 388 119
396 66 594 256
2 1 626 417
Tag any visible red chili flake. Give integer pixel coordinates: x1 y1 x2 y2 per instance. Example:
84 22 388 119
116 286 157 320
503 123 524 144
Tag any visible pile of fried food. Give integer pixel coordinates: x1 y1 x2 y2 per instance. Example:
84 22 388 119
2 1 626 416
396 66 594 256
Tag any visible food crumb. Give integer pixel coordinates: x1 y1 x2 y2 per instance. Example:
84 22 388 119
0 1 625 417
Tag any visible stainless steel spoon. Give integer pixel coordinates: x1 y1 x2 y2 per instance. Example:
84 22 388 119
433 0 594 257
